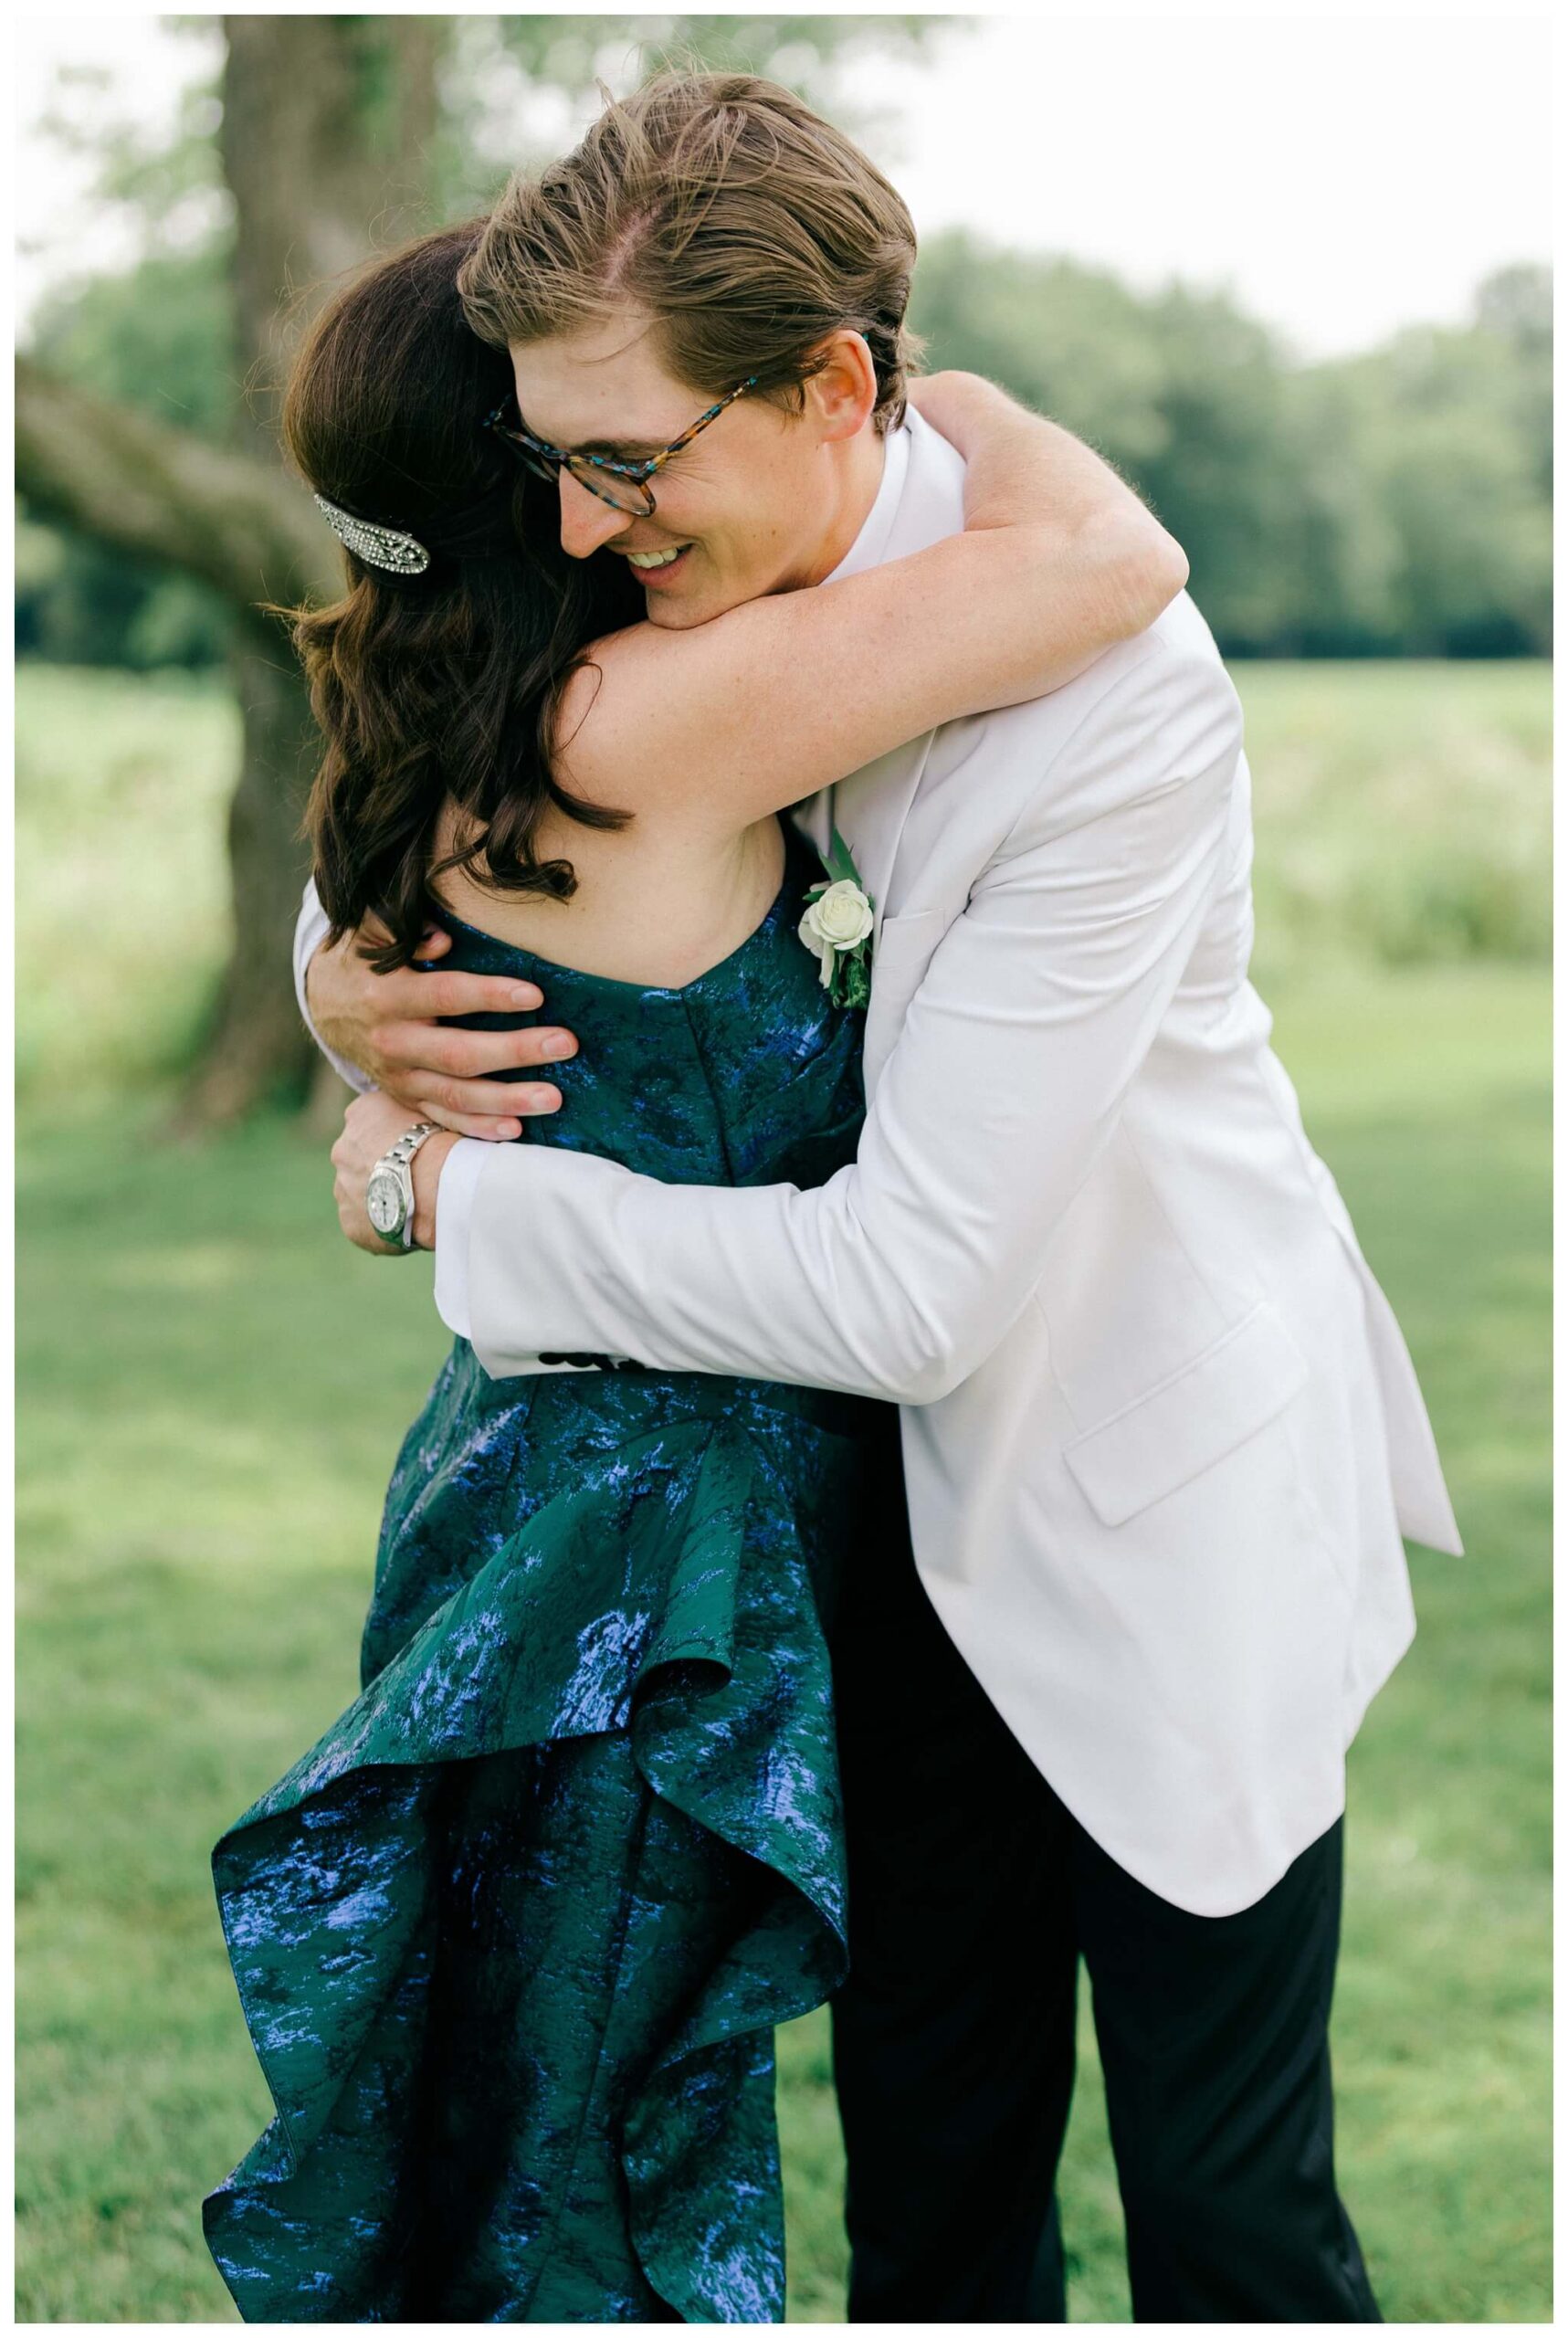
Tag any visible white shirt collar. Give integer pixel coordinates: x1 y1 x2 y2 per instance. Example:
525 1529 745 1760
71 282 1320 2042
820 419 911 587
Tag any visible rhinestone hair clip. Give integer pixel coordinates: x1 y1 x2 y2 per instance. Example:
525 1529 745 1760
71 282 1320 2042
313 492 430 575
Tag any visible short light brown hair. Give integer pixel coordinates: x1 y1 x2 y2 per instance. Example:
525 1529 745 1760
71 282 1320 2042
458 70 921 434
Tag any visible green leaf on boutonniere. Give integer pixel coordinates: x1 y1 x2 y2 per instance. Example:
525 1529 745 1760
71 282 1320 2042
824 823 867 891
833 949 873 1011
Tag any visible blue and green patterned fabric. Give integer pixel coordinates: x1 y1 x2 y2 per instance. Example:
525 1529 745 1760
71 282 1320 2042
203 818 883 2322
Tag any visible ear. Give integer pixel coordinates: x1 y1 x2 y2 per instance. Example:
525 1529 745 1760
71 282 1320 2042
805 330 879 443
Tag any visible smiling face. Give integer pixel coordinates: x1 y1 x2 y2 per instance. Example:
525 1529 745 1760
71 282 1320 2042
510 313 885 629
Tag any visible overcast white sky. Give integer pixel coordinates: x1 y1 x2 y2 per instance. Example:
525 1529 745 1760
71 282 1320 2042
14 9 1553 358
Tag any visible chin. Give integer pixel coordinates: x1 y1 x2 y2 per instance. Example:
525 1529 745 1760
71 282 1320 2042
642 595 712 631
644 580 744 629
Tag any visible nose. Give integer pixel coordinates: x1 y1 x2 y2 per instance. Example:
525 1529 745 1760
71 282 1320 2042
556 469 635 560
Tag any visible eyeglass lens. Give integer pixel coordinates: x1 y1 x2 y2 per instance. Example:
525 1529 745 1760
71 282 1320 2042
565 458 653 515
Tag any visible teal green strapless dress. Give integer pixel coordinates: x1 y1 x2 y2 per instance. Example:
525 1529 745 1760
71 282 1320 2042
203 819 882 2322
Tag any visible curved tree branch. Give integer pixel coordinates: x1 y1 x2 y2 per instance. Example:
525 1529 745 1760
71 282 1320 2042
16 353 339 611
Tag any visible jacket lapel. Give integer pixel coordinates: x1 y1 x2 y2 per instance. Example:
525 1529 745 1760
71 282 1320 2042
829 739 936 941
789 410 968 932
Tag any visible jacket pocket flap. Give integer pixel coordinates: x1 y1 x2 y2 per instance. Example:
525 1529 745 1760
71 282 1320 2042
1062 1301 1310 1528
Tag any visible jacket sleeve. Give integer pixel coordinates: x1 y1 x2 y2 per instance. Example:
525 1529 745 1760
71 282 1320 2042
462 644 1245 1402
294 876 372 1094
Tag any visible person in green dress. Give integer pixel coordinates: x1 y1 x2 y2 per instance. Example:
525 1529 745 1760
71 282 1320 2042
201 216 1184 2321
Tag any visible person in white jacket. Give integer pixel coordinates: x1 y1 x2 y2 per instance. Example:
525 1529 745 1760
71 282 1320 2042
307 71 1461 2324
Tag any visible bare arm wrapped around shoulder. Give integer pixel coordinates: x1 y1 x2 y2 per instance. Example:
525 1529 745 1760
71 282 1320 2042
909 371 1185 641
557 373 1188 830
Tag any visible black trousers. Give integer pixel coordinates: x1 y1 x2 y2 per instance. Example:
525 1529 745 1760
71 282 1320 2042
829 1420 1381 2324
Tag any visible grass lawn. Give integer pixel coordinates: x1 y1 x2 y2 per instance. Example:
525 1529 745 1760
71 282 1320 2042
15 660 1551 2321
16 964 1549 2322
1235 658 1551 984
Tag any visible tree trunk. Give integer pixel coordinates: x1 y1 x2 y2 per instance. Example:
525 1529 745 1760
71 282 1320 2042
221 16 441 461
174 627 321 1124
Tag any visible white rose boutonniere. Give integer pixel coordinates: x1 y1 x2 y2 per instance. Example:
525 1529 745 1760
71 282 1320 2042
799 827 875 1008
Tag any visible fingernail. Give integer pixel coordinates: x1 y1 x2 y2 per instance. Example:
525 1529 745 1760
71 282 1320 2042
500 1122 521 1139
526 1087 561 1113
535 1035 569 1060
510 984 542 1007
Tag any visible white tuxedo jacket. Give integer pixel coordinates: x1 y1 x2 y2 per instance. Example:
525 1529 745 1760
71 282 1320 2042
295 408 1462 1916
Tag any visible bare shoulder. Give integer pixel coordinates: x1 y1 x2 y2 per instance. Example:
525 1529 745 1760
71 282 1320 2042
552 619 647 733
549 597 797 816
551 603 765 747
549 619 668 803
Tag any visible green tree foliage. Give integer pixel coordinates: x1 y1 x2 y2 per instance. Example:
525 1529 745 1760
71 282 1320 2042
910 234 1551 658
1348 316 1552 655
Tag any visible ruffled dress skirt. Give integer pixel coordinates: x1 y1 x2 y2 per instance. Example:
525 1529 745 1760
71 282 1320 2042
202 1348 874 2322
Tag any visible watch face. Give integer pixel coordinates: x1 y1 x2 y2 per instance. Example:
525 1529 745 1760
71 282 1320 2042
366 1170 404 1236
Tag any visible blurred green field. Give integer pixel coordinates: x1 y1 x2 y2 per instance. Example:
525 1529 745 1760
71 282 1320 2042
15 661 1551 2321
16 659 1551 1113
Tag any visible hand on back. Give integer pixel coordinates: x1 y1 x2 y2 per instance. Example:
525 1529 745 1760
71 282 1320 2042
306 922 576 1138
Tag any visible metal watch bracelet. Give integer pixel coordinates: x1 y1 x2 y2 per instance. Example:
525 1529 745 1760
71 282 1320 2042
366 1121 441 1251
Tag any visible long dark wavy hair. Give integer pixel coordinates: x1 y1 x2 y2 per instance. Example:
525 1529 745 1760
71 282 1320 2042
284 220 643 971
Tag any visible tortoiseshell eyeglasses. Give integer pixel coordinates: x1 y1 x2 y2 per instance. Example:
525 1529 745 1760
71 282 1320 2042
483 376 760 517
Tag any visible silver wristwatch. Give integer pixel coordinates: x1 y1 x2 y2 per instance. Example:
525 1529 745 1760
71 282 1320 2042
365 1121 441 1251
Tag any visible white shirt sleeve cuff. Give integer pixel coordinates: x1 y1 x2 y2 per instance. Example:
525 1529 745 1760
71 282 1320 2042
432 1135 487 1340
293 879 373 1094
